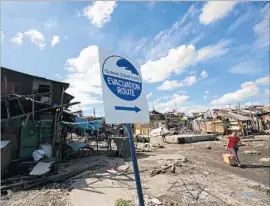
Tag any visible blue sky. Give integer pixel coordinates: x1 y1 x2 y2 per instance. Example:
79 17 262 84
1 1 269 116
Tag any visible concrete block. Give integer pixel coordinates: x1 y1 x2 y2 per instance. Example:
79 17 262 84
260 157 270 163
1 141 12 176
176 134 217 144
113 138 130 158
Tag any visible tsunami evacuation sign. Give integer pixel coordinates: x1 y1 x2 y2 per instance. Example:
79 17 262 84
99 48 150 124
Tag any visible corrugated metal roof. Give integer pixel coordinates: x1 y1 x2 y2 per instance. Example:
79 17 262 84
1 67 69 86
219 111 250 121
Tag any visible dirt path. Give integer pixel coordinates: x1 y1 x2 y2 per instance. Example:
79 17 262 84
1 135 269 206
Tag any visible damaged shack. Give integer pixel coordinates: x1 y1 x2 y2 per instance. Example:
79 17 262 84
1 67 80 177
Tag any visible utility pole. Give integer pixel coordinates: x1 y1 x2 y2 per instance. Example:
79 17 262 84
93 108 96 118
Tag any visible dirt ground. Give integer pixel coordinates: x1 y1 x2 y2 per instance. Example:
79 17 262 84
1 135 269 206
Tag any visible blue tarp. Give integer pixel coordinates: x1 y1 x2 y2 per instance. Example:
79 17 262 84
61 118 103 130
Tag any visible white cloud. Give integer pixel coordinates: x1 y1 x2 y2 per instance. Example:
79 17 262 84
157 76 197 91
64 45 103 106
65 87 102 106
199 1 238 25
10 32 24 45
55 74 60 77
158 80 183 91
200 70 208 79
211 81 259 105
153 93 189 112
83 1 117 28
189 33 204 45
184 76 197 86
229 61 260 75
228 10 252 33
205 90 209 94
1 30 4 43
196 39 231 62
144 5 200 60
141 44 196 83
151 94 209 115
255 75 270 86
265 89 270 96
44 20 57 30
147 92 152 99
253 3 269 50
24 30 46 49
51 35 60 47
64 35 68 40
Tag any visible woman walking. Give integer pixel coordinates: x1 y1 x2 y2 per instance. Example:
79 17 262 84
226 131 247 167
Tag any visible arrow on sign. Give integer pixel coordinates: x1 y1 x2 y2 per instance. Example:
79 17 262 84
115 106 141 113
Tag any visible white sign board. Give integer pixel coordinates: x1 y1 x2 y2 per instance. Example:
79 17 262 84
99 48 150 124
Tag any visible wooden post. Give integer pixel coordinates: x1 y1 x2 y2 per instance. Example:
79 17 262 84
203 120 207 134
32 94 35 120
17 99 25 114
53 110 58 158
239 121 245 137
1 101 80 122
24 114 30 128
58 86 65 162
4 76 10 120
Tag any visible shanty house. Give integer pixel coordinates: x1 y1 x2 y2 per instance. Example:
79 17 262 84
1 67 79 162
1 67 74 105
149 110 166 128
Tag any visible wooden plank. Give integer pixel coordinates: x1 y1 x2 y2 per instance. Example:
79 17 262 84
17 99 25 114
29 162 54 176
24 114 30 128
59 86 65 162
1 102 81 122
7 92 53 101
32 94 35 120
4 76 10 119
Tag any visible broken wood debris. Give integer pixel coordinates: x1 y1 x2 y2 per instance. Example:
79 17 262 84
1 176 39 185
1 161 107 192
149 162 182 177
2 101 80 122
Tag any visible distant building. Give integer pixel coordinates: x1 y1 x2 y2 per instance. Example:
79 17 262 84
149 110 166 128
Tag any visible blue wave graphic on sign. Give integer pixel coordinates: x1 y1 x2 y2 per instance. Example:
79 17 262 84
116 58 139 75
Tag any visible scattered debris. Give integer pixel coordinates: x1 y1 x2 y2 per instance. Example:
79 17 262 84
117 162 130 172
137 148 154 152
259 157 270 163
150 161 181 177
254 144 264 148
171 164 176 173
150 198 162 205
29 161 54 176
1 161 106 192
32 150 46 162
244 150 262 155
206 145 212 149
242 139 263 143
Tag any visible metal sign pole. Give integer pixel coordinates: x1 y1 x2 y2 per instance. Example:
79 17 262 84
126 123 145 206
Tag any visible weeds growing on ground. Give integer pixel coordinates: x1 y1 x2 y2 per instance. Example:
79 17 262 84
115 198 132 206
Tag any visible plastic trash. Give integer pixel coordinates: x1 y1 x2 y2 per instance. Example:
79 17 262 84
41 144 52 158
32 150 45 162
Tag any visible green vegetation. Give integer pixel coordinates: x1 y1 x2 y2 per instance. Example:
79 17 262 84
115 198 132 206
